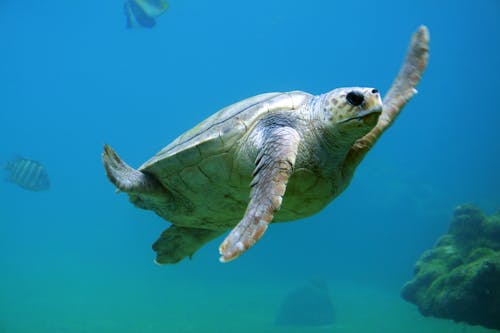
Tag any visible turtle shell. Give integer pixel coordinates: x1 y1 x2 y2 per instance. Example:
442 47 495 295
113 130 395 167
139 91 310 185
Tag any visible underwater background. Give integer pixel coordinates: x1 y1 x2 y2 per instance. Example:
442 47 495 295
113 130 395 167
1 0 499 332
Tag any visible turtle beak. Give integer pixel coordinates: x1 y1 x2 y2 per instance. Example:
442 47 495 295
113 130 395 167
336 106 382 124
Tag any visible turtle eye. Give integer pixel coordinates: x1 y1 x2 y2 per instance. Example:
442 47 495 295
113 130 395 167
346 91 364 106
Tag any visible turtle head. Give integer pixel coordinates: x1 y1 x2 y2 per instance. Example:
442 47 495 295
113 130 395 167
317 87 382 150
322 87 382 128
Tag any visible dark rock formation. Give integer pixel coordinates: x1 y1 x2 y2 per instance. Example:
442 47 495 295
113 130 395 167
275 280 334 326
402 204 500 330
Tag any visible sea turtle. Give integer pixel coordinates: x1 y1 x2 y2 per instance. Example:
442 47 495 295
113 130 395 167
103 26 429 264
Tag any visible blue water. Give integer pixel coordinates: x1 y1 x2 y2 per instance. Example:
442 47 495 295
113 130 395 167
1 1 499 332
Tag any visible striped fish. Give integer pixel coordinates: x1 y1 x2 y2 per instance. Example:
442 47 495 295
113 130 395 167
2 157 50 191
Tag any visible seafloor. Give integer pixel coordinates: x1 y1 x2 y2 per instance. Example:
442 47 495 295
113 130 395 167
1 273 496 333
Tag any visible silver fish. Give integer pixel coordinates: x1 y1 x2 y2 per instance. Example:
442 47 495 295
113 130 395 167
3 157 50 191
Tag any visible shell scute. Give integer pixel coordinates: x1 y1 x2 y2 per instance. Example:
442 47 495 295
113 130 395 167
180 165 209 191
198 153 232 183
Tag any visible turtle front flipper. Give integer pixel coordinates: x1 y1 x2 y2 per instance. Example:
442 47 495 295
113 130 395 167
344 26 429 172
153 225 224 264
219 126 301 262
102 144 165 195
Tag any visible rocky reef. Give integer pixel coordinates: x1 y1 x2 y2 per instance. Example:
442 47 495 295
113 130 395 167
402 204 500 330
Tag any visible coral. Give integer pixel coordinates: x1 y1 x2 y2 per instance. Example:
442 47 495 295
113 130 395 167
402 204 500 330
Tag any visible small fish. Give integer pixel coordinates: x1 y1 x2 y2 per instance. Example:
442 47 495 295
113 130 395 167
2 157 50 191
124 0 169 29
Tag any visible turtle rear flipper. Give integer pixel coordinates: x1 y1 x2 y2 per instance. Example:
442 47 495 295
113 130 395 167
153 226 224 264
102 144 165 195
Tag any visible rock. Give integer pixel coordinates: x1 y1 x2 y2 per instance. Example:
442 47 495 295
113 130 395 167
402 204 500 330
275 280 334 327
